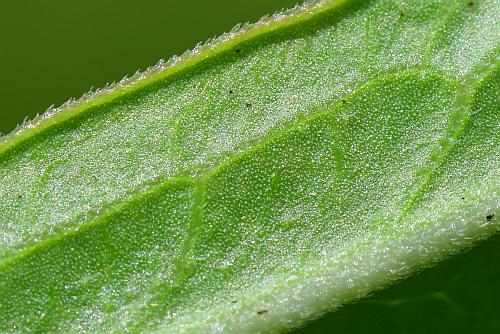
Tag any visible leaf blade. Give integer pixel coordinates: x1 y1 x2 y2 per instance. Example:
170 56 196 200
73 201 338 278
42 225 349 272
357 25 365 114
0 0 498 332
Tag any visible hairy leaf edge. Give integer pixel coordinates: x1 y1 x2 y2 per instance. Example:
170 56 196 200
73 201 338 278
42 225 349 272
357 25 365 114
0 0 349 154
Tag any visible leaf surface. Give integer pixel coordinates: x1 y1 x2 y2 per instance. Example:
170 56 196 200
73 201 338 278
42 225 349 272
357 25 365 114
0 0 498 332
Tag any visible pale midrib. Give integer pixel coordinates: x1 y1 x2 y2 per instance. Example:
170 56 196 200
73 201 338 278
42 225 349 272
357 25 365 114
0 67 463 272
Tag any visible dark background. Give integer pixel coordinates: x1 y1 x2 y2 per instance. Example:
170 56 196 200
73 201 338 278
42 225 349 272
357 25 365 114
0 1 498 332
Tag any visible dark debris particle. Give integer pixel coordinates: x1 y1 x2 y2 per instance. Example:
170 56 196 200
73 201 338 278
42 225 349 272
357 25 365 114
400 12 405 17
246 103 253 108
341 99 347 104
229 90 233 94
461 197 465 200
236 49 241 53
17 194 23 199
486 213 495 221
468 1 474 7
257 309 269 315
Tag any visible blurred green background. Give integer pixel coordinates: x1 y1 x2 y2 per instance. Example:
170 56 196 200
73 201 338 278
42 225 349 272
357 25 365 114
0 1 498 333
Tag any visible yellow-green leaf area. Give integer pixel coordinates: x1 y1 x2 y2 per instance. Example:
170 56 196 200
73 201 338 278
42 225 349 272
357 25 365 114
0 0 498 332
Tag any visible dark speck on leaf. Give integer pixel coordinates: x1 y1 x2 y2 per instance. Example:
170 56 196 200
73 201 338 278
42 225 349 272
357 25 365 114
229 90 233 94
246 103 253 108
231 300 237 304
486 213 494 221
461 197 465 200
468 1 474 7
257 309 269 315
236 49 240 53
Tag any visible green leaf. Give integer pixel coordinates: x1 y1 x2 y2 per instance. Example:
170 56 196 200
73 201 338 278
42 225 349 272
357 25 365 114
0 0 498 332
